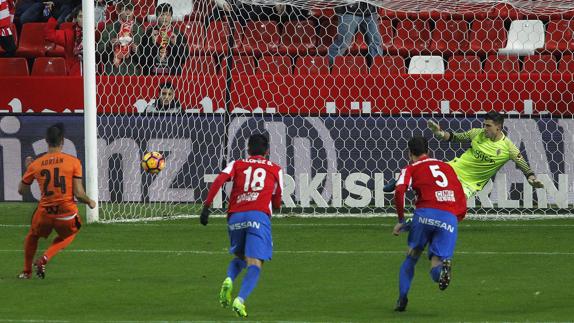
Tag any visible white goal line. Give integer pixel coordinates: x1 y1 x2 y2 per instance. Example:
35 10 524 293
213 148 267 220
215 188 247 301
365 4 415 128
2 222 574 228
0 320 322 323
0 249 572 256
95 213 574 224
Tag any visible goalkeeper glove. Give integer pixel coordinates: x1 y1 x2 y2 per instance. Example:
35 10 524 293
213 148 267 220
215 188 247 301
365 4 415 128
427 120 447 140
528 176 544 188
200 206 210 226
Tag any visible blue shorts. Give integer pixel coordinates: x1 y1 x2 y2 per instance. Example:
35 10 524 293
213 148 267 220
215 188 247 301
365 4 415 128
407 208 458 261
227 211 273 261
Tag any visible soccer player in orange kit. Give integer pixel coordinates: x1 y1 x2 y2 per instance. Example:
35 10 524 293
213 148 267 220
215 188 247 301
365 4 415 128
17 123 96 279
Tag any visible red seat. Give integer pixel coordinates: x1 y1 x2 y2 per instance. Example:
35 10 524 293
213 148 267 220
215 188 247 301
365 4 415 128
281 20 317 55
391 19 430 55
141 21 155 31
31 57 67 76
177 21 205 53
132 0 155 21
331 56 367 75
447 55 482 74
231 56 255 74
45 22 77 57
182 55 216 75
469 19 507 55
350 19 393 54
95 21 106 42
16 23 49 58
205 20 233 54
545 20 574 52
237 21 280 55
45 43 66 57
0 24 17 56
46 22 77 57
294 56 329 75
59 22 74 30
558 55 574 73
316 15 338 55
257 56 292 74
371 55 405 75
483 55 520 74
429 19 470 55
0 58 29 76
474 2 524 20
522 55 557 74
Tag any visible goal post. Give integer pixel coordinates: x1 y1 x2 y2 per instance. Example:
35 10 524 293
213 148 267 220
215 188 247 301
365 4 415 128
83 0 99 223
87 0 574 222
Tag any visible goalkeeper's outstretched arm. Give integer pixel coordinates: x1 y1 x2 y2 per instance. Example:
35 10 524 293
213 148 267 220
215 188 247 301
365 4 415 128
509 143 545 188
427 120 481 142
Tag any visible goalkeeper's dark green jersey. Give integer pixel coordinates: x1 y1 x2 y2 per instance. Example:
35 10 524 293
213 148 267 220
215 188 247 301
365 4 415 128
447 128 534 192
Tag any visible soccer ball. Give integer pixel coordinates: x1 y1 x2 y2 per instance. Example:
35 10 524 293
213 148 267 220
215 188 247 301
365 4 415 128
141 151 165 174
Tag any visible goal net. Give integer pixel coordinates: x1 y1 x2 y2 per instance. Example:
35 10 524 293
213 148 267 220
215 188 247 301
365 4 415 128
94 0 574 222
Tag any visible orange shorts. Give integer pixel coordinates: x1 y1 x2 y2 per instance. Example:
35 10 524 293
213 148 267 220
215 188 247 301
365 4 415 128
30 205 82 238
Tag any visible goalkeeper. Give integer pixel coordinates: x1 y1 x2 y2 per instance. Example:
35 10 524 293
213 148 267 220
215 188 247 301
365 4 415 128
384 111 544 198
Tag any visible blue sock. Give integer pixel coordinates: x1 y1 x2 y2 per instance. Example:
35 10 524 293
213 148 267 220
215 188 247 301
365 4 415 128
226 258 247 281
399 255 418 298
238 265 261 301
430 265 442 282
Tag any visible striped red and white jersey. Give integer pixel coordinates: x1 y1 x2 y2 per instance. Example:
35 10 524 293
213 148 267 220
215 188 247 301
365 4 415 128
0 0 14 36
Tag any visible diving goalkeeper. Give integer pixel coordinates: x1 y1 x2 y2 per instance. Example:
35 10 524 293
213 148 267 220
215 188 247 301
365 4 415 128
384 111 544 198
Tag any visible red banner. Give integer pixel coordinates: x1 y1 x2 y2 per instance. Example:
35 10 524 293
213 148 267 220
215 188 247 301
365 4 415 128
0 74 572 115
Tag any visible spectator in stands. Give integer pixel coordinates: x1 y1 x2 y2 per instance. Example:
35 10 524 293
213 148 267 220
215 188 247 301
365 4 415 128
327 2 384 65
155 0 193 21
44 7 82 75
0 0 16 57
273 3 311 23
94 0 111 24
97 0 143 75
145 81 183 113
15 0 53 30
52 0 81 24
140 3 189 75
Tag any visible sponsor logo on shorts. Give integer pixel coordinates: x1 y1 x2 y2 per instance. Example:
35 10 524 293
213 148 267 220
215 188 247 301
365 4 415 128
418 216 455 233
228 221 261 231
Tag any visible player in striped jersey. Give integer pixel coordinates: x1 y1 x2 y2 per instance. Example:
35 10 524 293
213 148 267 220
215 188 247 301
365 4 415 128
0 0 16 56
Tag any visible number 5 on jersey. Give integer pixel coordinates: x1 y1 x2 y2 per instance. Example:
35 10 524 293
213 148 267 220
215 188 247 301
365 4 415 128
429 165 449 188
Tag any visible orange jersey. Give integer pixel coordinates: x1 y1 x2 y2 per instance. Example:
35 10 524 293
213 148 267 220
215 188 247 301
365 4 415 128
22 152 82 215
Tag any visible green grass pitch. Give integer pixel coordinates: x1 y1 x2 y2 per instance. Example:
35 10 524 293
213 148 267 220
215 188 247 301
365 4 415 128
0 202 573 322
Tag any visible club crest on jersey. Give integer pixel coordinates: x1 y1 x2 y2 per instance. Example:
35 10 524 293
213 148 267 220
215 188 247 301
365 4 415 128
496 149 501 156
